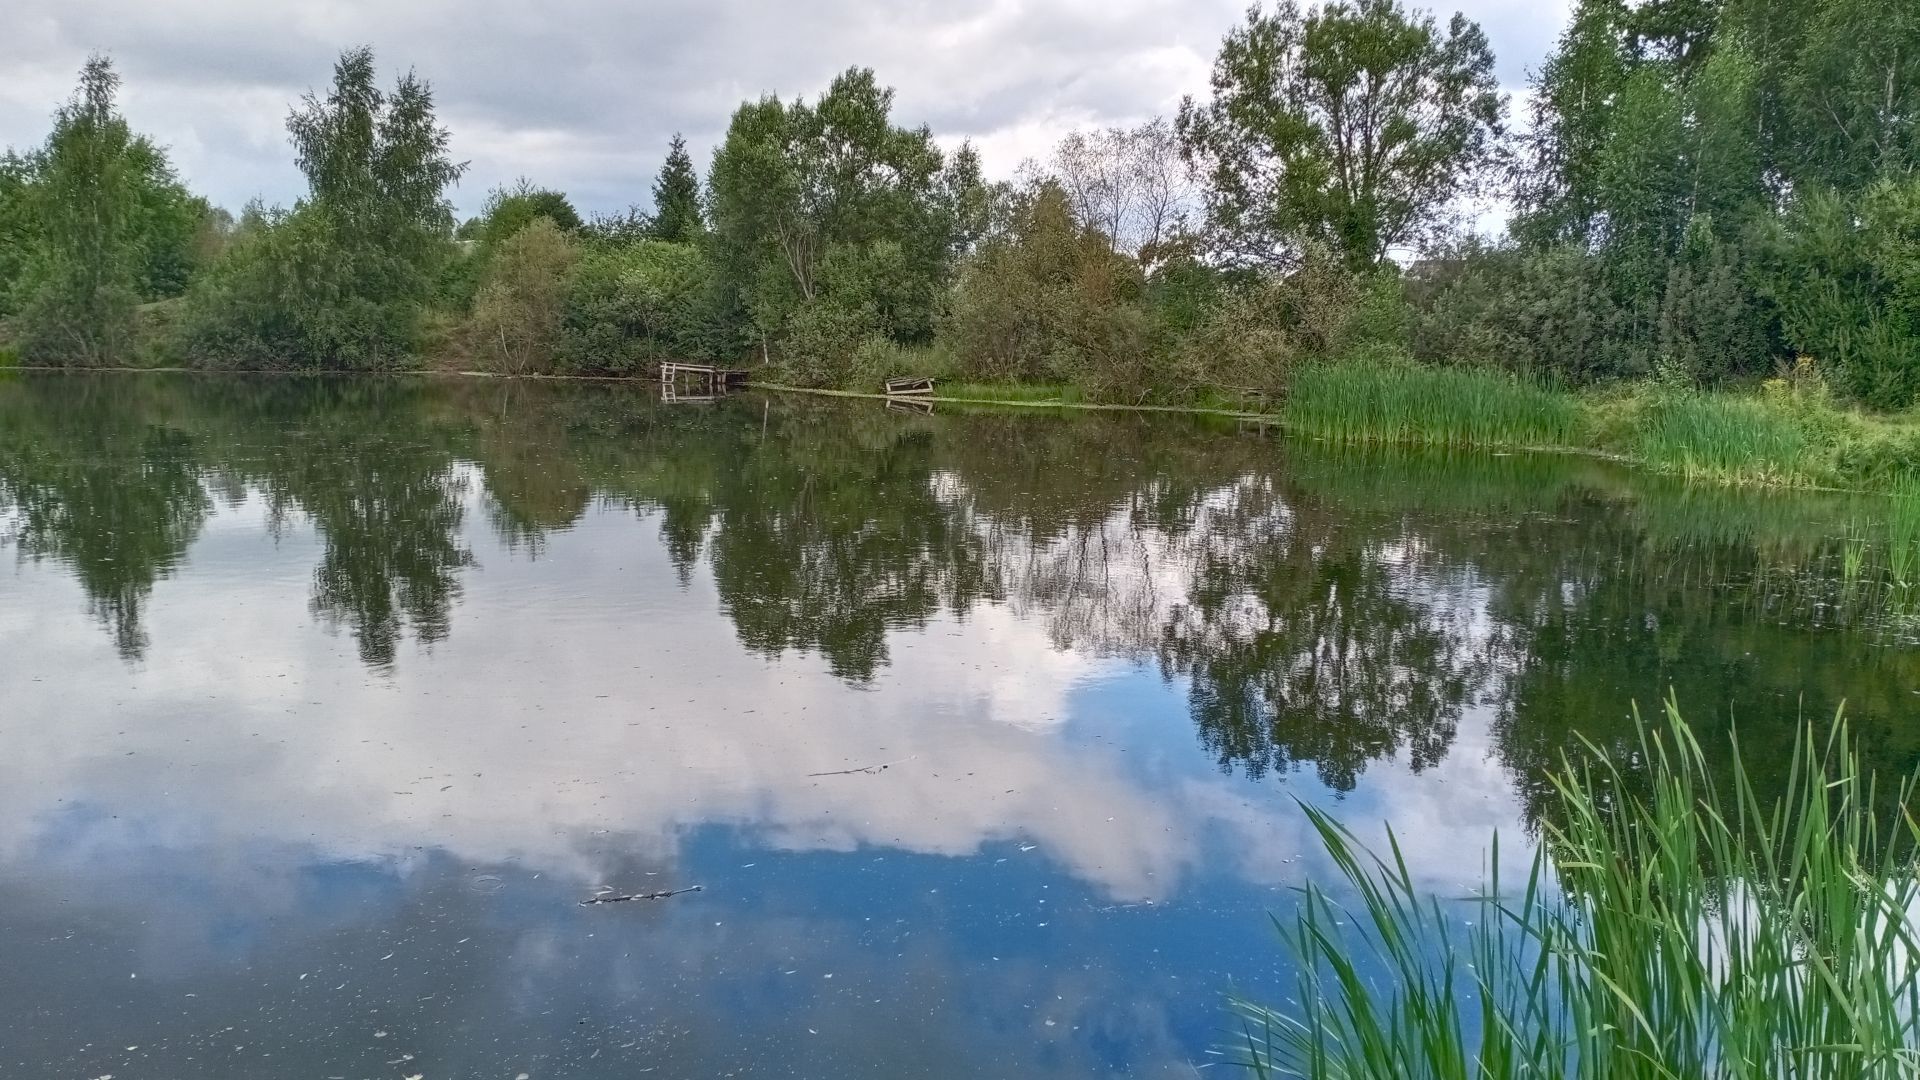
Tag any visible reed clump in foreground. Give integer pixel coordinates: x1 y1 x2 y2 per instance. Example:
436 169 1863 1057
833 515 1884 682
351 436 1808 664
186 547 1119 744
1284 360 1583 451
1238 698 1920 1079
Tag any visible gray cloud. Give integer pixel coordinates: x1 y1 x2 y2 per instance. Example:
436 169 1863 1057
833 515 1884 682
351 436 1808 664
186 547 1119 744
1 0 1569 218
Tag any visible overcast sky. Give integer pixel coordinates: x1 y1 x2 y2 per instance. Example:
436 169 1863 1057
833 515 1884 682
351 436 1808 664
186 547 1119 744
3 0 1571 220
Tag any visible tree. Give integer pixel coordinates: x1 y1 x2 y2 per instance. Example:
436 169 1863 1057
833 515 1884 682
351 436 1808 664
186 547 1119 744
181 47 466 370
1769 178 1920 409
1512 0 1632 246
1770 0 1920 193
0 152 35 317
560 240 738 372
472 178 583 246
649 133 703 243
1177 0 1504 271
1044 118 1195 265
945 180 1152 394
471 217 578 374
708 67 981 373
11 57 147 365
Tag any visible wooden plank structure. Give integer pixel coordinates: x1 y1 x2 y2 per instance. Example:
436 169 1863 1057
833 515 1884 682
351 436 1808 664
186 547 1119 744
884 375 936 397
886 396 935 416
660 362 749 403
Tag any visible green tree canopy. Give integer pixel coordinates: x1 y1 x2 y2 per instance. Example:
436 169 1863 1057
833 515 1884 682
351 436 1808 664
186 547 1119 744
1177 0 1504 271
708 67 982 363
181 46 465 370
649 133 703 243
8 56 207 364
469 178 583 246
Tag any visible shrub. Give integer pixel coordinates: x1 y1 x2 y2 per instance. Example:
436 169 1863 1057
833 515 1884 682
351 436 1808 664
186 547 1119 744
470 217 578 374
943 181 1152 396
1655 221 1773 385
178 205 425 370
557 239 736 375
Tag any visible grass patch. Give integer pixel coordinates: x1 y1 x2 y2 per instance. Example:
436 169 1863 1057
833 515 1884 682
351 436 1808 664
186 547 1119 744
1237 698 1920 1079
1629 391 1828 486
1285 359 1581 449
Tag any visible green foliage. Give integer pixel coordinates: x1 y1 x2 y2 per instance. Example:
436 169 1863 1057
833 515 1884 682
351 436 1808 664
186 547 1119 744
1177 0 1504 270
708 67 984 374
0 60 213 347
1406 244 1651 382
471 217 578 374
649 133 703 243
558 239 737 373
0 153 33 313
1767 178 1920 409
472 179 583 247
944 181 1154 398
1507 0 1918 403
443 179 582 309
1175 246 1393 391
1285 358 1581 449
10 58 153 365
1237 700 1920 1079
179 47 465 370
1656 220 1772 386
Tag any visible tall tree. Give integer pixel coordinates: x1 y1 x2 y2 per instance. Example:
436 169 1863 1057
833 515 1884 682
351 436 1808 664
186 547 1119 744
1045 118 1196 264
649 133 703 243
708 67 976 358
182 47 465 370
12 57 147 365
1177 0 1504 270
1512 0 1633 246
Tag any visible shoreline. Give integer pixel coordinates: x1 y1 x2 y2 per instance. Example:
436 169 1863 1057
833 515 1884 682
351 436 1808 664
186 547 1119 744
3 363 1902 497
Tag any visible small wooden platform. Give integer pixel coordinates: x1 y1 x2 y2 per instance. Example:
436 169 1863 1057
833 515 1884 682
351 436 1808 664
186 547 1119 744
660 362 749 402
884 376 935 397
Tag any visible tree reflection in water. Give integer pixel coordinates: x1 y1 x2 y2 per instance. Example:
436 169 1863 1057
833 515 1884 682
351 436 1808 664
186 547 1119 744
5 372 1916 824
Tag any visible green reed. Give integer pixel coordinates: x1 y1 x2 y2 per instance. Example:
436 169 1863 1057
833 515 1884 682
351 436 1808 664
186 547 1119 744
1236 697 1920 1079
1631 392 1829 487
1283 360 1582 450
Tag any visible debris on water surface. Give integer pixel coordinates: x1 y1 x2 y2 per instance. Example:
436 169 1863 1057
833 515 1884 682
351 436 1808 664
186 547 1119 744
580 885 704 906
807 756 914 777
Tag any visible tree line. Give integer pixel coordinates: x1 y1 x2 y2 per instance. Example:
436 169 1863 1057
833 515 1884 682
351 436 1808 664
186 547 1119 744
2 0 1916 406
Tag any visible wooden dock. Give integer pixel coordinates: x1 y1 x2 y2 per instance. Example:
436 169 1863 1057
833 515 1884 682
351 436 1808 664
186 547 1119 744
660 362 749 402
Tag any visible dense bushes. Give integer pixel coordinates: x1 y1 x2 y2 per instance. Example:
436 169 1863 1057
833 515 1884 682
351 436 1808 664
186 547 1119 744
1768 178 1920 410
558 239 736 373
176 49 463 371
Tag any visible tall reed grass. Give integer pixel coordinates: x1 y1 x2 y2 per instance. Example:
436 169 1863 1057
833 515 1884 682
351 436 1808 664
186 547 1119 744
1632 392 1828 487
1237 698 1920 1079
1284 361 1581 450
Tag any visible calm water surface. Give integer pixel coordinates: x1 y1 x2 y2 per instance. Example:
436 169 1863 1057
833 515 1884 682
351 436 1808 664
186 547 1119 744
2 373 1916 1078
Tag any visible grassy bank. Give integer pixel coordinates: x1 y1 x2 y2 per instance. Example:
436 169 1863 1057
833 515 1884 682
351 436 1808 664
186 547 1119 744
816 359 1920 493
1239 698 1920 1078
1284 361 1920 491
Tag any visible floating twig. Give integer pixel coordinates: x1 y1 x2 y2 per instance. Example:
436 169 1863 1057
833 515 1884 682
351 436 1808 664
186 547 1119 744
807 756 914 778
580 885 704 906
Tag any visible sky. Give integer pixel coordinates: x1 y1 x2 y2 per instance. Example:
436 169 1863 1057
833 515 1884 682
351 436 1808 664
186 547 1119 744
2 0 1571 220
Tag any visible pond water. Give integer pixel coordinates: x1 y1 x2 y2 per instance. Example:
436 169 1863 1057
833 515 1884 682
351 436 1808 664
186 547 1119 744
1 372 1916 1078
